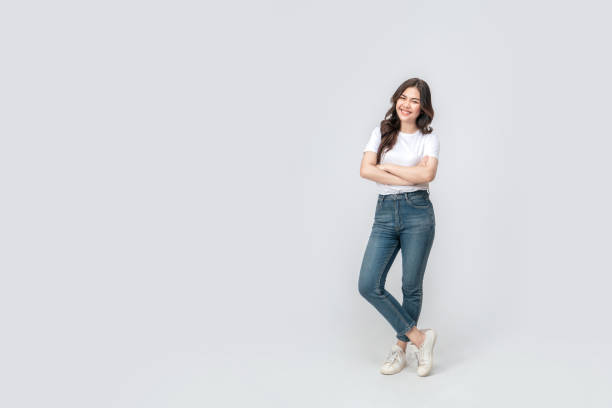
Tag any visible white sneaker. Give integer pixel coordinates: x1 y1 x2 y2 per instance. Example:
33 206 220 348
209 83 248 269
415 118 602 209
379 344 407 375
408 329 437 377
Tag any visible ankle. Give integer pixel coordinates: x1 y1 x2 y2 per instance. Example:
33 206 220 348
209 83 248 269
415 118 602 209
413 331 426 348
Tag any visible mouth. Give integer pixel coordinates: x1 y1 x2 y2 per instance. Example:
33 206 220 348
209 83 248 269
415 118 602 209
400 108 412 115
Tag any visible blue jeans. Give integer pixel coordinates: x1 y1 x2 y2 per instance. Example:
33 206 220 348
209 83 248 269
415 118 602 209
358 190 436 342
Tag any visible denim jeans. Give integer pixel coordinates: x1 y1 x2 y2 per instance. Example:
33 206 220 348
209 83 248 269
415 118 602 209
358 190 436 342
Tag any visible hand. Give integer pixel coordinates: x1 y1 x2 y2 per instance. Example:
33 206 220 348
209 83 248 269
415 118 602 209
417 156 429 167
376 164 386 171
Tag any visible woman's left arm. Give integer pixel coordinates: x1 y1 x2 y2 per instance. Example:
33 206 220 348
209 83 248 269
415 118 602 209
377 156 438 184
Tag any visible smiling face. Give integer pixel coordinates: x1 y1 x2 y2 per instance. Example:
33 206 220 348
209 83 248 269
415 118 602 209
396 87 421 121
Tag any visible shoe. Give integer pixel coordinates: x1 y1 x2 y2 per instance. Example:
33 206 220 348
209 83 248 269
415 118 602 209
379 344 407 375
408 328 437 377
405 341 416 364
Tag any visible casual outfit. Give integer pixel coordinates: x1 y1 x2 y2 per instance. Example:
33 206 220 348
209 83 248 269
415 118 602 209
359 125 439 375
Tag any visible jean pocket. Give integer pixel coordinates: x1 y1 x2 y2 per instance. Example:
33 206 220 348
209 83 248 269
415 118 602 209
406 194 431 209
374 199 393 223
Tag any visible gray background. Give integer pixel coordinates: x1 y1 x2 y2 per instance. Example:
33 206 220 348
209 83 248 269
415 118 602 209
1 0 611 407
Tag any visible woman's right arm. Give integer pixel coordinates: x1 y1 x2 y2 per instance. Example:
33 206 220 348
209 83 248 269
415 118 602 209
360 152 415 185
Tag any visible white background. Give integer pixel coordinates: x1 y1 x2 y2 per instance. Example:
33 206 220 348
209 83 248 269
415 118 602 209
1 1 611 407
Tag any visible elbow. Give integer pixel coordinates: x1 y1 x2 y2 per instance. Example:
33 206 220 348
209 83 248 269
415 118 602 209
424 170 436 183
360 165 371 179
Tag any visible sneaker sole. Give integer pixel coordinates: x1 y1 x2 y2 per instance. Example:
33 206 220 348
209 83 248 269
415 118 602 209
380 359 407 375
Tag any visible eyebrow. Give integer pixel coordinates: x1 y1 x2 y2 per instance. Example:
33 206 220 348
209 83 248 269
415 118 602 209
401 95 420 101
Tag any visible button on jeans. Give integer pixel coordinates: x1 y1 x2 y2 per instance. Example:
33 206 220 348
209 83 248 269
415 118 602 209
358 190 436 342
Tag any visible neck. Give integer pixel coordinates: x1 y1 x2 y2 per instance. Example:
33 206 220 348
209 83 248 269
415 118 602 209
400 120 419 134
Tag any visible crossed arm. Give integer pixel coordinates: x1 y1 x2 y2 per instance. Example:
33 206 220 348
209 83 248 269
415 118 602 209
359 152 438 185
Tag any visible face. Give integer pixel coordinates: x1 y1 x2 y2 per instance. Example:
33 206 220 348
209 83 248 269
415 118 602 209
396 87 421 121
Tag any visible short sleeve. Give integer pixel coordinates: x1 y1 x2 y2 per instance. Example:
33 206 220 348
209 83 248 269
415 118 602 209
423 133 440 159
363 126 381 153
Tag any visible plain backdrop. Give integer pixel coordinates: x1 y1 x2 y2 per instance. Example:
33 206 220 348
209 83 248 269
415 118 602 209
1 1 611 407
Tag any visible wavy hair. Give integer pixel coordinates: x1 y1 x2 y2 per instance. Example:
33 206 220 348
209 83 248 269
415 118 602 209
375 78 435 164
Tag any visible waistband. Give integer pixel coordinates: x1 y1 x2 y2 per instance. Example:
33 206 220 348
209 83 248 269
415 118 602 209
378 190 429 200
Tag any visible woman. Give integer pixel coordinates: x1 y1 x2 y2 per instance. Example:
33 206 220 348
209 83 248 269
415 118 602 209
358 78 440 377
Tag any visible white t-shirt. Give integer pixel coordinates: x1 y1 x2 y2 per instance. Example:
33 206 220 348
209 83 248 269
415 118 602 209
363 125 440 195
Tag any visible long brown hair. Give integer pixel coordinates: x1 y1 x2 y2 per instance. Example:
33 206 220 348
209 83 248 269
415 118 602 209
375 78 435 164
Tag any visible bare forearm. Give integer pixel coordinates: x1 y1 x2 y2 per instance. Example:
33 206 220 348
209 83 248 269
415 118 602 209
382 163 430 184
360 165 415 185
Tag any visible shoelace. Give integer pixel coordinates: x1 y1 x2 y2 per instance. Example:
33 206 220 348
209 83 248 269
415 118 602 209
408 344 429 366
384 349 401 365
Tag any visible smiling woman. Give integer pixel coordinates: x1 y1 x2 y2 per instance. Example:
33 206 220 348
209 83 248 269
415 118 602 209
359 81 440 195
358 78 440 378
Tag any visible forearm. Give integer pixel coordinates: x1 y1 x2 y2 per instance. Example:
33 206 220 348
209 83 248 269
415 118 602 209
382 163 430 184
360 165 415 185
